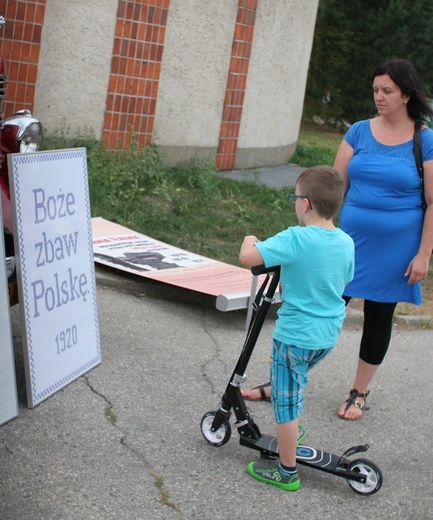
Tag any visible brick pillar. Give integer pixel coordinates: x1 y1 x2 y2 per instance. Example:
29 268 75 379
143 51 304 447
102 0 170 150
216 0 258 171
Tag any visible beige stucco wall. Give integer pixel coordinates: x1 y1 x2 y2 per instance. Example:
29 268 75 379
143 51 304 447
155 0 318 168
153 0 238 164
33 0 117 137
236 0 318 168
33 0 318 169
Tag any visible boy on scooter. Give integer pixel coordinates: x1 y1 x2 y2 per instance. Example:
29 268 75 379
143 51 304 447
239 165 354 491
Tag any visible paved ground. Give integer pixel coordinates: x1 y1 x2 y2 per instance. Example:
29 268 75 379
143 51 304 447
1 266 433 519
1 163 433 519
217 162 304 188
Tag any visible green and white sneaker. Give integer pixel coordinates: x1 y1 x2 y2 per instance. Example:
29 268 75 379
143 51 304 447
297 424 306 445
248 462 300 491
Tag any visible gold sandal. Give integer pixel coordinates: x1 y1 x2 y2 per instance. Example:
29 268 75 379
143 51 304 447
340 389 369 421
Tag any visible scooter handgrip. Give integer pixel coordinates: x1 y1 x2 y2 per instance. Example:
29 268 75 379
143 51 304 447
251 265 279 276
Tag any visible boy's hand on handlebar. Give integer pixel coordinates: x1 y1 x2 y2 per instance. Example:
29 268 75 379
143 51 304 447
239 235 263 268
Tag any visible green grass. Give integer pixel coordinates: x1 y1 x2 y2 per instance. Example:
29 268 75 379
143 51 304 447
43 129 300 266
41 122 433 316
291 121 343 167
41 123 343 266
39 122 433 323
42 122 344 267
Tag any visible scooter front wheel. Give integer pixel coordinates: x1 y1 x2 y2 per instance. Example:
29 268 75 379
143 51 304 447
346 458 383 495
200 411 231 447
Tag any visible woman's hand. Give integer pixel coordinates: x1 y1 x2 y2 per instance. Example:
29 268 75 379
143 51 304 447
405 253 430 284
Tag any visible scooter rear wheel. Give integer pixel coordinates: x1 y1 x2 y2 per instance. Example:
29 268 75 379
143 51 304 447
200 411 231 447
346 458 383 495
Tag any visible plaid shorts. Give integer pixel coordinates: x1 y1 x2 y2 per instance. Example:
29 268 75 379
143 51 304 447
270 339 333 423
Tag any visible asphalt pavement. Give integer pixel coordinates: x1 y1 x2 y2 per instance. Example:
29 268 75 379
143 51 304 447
1 163 433 519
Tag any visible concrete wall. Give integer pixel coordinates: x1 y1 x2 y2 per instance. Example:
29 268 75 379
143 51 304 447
24 0 319 170
33 0 118 137
153 0 238 164
237 0 317 168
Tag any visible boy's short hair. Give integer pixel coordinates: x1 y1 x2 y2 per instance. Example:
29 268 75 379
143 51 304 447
296 165 345 220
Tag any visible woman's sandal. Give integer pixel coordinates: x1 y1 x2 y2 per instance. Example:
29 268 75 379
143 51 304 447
242 382 271 401
338 389 369 421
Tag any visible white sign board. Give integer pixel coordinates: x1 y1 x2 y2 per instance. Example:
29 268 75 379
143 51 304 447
8 149 101 408
0 202 18 425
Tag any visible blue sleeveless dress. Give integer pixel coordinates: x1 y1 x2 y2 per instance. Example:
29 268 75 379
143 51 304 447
339 119 433 304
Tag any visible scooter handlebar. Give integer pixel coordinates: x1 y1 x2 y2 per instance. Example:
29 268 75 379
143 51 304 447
251 265 280 276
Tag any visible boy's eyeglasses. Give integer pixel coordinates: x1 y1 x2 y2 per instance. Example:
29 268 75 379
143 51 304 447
289 194 313 210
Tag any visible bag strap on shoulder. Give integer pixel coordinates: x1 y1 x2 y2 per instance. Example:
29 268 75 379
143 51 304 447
413 121 423 178
413 121 426 209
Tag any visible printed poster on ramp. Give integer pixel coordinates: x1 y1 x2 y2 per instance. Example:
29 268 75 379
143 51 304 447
91 217 257 300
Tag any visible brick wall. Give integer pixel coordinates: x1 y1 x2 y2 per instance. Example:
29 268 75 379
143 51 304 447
2 0 46 118
102 0 170 150
216 0 257 170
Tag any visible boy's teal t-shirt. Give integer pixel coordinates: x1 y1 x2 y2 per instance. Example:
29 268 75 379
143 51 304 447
256 226 354 349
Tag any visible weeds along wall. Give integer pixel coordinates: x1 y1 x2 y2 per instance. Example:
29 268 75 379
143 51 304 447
2 0 318 170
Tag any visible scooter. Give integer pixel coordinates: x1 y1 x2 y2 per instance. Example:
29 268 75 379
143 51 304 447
200 265 383 495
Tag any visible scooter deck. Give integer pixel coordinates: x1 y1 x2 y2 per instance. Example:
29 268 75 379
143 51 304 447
239 434 367 483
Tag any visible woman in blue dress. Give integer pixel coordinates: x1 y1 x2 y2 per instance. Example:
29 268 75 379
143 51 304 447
335 59 433 419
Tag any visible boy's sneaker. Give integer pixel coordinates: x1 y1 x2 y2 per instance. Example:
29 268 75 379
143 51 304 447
248 462 300 491
297 424 306 445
